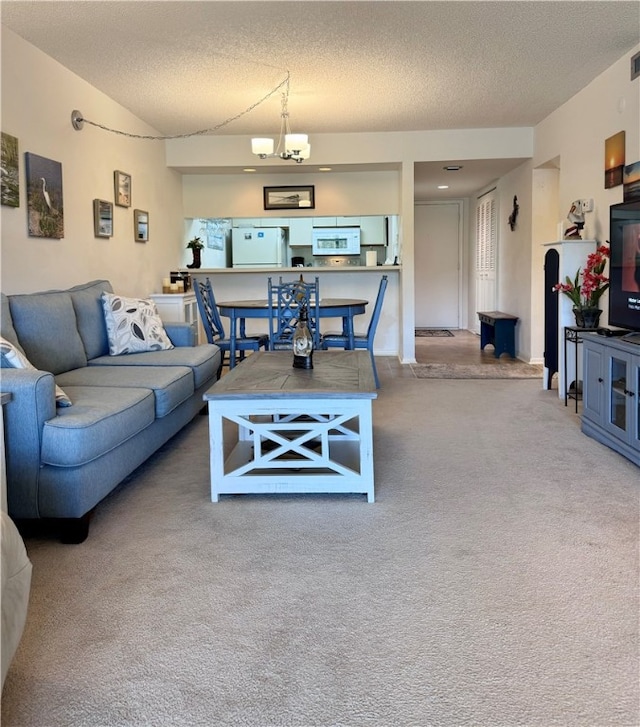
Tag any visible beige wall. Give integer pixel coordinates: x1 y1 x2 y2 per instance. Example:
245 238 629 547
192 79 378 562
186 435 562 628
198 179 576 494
531 45 640 355
1 27 184 297
182 171 401 220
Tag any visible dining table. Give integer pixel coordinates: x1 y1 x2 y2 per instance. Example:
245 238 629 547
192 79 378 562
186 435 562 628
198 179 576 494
217 298 368 368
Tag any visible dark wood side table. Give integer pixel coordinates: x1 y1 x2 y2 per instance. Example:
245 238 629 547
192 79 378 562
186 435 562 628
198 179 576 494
564 325 599 412
477 311 518 359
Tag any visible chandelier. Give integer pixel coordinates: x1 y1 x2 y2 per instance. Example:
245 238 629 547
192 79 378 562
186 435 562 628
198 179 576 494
251 89 310 164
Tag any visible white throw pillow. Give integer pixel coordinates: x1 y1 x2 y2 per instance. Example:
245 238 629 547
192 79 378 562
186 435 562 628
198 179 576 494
101 293 174 355
0 335 72 407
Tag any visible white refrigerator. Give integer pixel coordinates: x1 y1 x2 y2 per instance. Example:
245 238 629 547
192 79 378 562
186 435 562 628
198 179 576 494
232 227 287 268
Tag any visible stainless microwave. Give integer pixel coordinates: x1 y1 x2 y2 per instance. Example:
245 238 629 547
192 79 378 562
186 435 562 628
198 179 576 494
312 227 361 256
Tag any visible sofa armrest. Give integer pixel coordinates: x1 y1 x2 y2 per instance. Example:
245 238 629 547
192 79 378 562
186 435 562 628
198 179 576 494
164 322 197 348
1 368 57 518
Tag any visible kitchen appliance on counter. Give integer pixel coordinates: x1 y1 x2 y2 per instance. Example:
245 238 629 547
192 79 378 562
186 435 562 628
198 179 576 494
232 227 286 268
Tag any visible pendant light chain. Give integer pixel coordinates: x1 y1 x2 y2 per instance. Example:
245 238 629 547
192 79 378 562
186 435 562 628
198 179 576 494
72 72 290 140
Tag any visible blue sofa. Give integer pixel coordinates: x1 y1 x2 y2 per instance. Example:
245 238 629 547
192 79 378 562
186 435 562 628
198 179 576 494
0 280 221 542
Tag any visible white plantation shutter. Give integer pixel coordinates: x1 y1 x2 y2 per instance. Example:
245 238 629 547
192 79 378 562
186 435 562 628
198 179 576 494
475 192 497 319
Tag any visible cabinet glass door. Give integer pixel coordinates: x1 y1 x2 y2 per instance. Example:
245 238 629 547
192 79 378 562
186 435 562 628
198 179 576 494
609 356 628 432
635 361 640 446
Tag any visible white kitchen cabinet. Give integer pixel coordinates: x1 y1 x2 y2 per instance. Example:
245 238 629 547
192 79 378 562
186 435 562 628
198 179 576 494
288 217 314 246
336 216 360 226
313 217 337 227
260 217 289 227
360 216 386 245
232 218 262 227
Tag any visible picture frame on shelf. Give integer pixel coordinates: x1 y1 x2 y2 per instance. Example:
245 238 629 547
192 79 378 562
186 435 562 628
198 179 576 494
264 185 315 211
93 198 113 237
114 170 131 207
134 209 149 242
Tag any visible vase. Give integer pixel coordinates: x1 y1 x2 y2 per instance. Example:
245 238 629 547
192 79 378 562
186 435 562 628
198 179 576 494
573 307 601 329
187 248 202 269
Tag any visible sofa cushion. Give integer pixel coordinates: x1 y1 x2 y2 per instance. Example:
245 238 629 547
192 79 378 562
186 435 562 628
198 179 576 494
88 344 221 389
8 291 87 374
69 280 113 360
56 365 193 418
0 293 22 352
0 335 72 406
101 293 173 355
40 386 155 467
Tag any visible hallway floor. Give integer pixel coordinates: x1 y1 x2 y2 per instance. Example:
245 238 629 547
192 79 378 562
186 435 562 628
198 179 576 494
378 328 529 381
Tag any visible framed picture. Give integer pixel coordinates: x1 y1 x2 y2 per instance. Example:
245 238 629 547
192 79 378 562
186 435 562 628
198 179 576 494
264 185 315 210
604 131 625 189
623 161 640 203
93 199 113 237
1 132 19 207
25 152 64 238
114 170 131 207
134 209 149 242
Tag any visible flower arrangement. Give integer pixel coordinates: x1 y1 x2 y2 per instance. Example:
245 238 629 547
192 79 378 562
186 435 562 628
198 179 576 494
553 242 610 310
186 236 204 250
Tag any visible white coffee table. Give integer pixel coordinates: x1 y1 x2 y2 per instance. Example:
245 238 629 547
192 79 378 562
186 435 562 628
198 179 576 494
203 350 377 502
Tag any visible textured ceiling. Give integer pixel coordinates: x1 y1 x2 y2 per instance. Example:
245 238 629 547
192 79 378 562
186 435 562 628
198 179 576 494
3 1 639 197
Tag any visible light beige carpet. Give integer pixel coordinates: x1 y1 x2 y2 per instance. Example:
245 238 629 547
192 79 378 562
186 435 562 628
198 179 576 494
412 362 544 379
2 379 638 727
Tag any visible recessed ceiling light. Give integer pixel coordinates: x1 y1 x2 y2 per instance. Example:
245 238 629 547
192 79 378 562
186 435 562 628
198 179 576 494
243 168 256 172
318 167 332 172
443 165 463 171
437 185 449 190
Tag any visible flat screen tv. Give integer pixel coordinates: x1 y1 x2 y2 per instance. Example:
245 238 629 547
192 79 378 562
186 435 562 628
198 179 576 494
608 200 640 337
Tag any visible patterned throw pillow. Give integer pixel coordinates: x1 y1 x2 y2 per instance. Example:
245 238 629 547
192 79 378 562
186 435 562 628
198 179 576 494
0 335 72 407
101 293 174 355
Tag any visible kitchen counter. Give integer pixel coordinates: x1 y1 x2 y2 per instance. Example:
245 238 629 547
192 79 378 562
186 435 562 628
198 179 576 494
187 265 401 274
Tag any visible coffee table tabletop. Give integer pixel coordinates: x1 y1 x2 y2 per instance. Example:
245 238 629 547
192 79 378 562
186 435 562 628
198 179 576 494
204 350 377 399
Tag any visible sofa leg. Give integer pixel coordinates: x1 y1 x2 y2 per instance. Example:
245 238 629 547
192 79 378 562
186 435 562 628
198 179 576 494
59 512 93 544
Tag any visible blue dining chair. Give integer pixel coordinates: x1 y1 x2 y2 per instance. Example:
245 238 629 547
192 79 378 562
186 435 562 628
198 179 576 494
267 276 321 350
194 277 268 370
321 274 388 388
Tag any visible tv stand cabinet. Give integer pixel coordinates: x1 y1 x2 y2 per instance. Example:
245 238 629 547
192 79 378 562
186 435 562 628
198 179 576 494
581 334 639 467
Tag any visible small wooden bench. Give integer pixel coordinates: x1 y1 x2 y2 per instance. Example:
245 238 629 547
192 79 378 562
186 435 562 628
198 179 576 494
477 311 518 359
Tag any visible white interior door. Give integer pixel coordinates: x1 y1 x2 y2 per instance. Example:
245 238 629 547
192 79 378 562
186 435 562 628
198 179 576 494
414 201 462 328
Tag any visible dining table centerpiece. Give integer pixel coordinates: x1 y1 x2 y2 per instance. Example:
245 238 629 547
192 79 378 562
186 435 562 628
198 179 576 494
553 242 610 328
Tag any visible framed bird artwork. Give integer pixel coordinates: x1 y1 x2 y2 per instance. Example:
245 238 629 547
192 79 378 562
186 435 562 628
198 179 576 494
24 152 64 238
114 170 131 207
